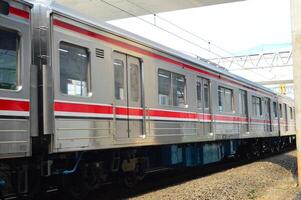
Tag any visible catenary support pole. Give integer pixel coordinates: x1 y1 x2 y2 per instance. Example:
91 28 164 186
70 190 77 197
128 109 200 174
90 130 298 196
291 0 301 186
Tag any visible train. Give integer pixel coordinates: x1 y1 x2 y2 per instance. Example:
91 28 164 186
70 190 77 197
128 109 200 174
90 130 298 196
0 0 296 198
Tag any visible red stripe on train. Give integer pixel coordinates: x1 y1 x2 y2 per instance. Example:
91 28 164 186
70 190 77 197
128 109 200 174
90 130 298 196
54 102 112 114
148 109 197 119
213 115 248 122
115 107 143 116
9 7 30 19
250 118 271 123
54 102 279 124
0 99 29 111
52 19 272 97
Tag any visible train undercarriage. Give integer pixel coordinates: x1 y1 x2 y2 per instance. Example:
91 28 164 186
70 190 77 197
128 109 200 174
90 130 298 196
0 135 295 200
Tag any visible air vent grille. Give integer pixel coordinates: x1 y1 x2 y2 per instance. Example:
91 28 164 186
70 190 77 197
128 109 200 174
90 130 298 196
96 48 104 58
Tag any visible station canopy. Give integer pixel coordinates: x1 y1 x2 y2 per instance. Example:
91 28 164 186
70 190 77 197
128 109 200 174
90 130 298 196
49 0 244 21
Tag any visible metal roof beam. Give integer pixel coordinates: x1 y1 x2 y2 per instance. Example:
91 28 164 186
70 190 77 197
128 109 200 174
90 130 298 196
45 0 245 21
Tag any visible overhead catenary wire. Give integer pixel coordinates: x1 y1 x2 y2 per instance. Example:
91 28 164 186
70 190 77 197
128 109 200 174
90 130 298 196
98 0 272 81
122 0 273 81
124 0 235 57
98 0 223 58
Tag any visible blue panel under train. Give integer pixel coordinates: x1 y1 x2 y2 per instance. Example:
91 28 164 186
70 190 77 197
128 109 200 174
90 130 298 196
202 143 222 165
162 141 239 167
223 140 239 156
184 144 200 167
162 144 183 166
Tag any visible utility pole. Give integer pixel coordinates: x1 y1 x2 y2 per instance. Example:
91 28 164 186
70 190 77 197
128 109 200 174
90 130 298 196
291 0 301 186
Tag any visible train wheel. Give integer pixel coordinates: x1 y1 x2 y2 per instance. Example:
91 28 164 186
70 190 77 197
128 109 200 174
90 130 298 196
123 172 138 188
66 164 105 200
276 143 281 152
270 146 275 153
27 170 41 200
65 174 90 200
122 160 147 188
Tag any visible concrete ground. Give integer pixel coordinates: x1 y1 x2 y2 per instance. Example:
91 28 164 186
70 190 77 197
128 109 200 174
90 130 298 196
128 151 301 200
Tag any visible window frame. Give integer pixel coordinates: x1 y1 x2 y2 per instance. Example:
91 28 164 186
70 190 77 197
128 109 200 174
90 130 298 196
158 68 187 108
252 96 262 117
113 58 126 100
196 77 210 111
58 41 92 98
290 106 293 119
196 80 202 109
218 86 234 113
203 78 210 111
279 103 283 118
238 89 248 115
273 101 278 118
284 103 288 119
158 69 172 106
0 27 21 92
129 63 140 102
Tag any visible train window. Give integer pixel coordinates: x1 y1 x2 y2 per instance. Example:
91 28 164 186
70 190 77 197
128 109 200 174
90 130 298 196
284 104 288 131
158 69 171 105
238 90 247 115
203 79 210 109
218 86 233 112
0 28 20 90
114 59 125 100
196 81 202 108
197 78 210 110
158 69 186 107
60 42 90 96
172 73 186 107
0 1 9 15
293 108 296 120
273 102 278 118
130 63 139 102
252 96 262 116
279 104 283 118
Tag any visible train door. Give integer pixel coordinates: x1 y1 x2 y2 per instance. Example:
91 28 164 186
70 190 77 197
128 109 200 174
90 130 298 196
0 1 33 158
238 90 249 134
113 52 143 139
264 98 272 132
196 77 211 138
127 56 143 138
284 103 288 131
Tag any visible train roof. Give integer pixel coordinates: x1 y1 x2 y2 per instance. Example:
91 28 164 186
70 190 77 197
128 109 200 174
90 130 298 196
14 0 32 7
39 1 275 96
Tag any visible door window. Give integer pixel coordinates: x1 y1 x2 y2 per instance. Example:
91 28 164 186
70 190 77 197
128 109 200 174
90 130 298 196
239 90 248 115
0 28 19 90
203 79 210 109
196 77 210 110
114 59 125 100
252 96 262 117
273 102 278 118
129 63 139 102
196 81 202 108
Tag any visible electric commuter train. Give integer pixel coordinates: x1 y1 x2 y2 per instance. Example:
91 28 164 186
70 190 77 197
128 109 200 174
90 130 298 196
0 0 296 198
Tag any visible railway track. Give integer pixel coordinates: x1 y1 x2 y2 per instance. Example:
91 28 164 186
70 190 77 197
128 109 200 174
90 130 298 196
44 146 295 200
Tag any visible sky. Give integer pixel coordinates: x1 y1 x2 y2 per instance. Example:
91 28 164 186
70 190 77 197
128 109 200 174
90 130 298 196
109 0 292 58
108 0 293 96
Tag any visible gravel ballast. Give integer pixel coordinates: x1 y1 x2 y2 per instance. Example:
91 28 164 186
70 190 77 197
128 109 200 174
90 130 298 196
130 151 300 200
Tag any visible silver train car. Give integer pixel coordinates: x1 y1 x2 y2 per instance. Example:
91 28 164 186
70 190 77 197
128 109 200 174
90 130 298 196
0 0 296 198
